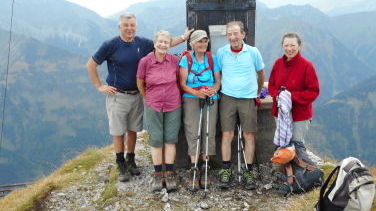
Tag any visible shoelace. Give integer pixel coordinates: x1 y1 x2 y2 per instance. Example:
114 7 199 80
220 169 231 181
244 171 254 183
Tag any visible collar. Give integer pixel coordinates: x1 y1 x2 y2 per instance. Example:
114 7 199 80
225 42 248 53
149 51 171 64
283 52 302 66
118 35 138 44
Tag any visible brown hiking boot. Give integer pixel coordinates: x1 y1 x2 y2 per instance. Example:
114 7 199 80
165 171 177 192
151 172 164 192
189 167 200 191
199 165 212 189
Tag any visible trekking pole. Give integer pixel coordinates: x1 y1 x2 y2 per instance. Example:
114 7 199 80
192 98 206 191
238 125 249 172
237 124 242 183
204 97 214 193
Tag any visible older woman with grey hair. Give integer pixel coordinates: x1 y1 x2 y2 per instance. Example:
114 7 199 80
137 30 181 192
179 30 221 191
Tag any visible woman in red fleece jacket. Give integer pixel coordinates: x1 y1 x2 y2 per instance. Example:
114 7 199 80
268 32 320 146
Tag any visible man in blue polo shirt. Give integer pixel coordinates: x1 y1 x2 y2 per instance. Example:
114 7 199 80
87 13 192 182
216 21 265 190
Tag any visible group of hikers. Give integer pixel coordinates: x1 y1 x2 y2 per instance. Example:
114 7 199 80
86 13 320 193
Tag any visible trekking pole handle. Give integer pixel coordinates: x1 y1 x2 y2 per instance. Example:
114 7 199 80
206 97 214 106
199 98 206 109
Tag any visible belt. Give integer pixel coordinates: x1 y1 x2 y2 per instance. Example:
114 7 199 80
116 89 139 95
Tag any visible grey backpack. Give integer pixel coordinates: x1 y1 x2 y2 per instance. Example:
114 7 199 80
315 157 375 211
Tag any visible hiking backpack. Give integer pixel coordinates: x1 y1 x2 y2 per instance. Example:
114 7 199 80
315 157 375 211
180 50 215 84
278 141 324 195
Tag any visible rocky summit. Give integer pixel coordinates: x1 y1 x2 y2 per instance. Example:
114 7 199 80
40 132 323 211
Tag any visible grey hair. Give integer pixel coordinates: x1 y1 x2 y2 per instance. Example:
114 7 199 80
281 32 302 46
118 13 137 26
153 30 172 44
226 21 245 33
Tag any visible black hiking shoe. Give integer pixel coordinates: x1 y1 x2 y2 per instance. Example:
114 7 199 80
218 168 232 189
243 170 256 190
189 167 200 191
151 172 164 192
126 155 141 176
116 161 130 182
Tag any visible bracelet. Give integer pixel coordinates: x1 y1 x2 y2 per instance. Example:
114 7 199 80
180 35 186 41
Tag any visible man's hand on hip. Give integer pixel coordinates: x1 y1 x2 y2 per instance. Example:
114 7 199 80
98 85 117 96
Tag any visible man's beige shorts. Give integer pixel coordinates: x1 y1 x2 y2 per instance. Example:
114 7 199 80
106 92 143 136
219 93 257 133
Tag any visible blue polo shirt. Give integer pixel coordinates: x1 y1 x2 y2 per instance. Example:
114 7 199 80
179 52 220 99
217 44 265 98
92 36 154 91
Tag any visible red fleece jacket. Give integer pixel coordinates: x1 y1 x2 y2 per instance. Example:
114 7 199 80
268 52 320 121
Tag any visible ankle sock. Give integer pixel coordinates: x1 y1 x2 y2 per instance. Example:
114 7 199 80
165 164 174 172
222 161 231 169
154 165 163 172
247 164 253 171
126 152 135 158
116 152 125 163
191 163 196 169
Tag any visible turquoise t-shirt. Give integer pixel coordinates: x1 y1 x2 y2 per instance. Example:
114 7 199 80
179 52 220 99
217 44 265 98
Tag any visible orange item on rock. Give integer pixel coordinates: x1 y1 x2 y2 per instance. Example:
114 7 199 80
271 145 296 165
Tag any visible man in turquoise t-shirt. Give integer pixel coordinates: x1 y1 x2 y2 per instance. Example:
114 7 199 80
216 21 265 190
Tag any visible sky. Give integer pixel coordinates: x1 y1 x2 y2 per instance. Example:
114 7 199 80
67 0 150 17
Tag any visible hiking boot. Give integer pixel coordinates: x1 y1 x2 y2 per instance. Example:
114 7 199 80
126 155 141 176
165 171 177 192
116 161 130 182
218 168 232 189
189 167 200 191
199 165 212 189
151 172 164 192
243 170 256 190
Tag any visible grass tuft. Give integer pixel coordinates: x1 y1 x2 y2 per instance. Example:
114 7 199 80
100 165 118 205
0 147 111 211
57 148 104 174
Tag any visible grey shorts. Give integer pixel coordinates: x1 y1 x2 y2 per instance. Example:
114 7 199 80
106 92 143 136
183 98 218 156
145 106 182 148
273 118 311 143
219 93 257 133
292 120 311 143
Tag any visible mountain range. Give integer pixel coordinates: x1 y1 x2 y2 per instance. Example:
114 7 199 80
307 74 376 165
258 0 376 16
0 0 117 54
0 0 375 183
0 27 109 183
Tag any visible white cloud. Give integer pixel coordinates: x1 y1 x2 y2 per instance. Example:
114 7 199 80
67 0 150 17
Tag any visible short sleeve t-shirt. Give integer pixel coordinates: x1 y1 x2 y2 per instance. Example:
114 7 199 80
137 53 181 112
217 44 265 98
92 36 154 91
179 52 220 99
